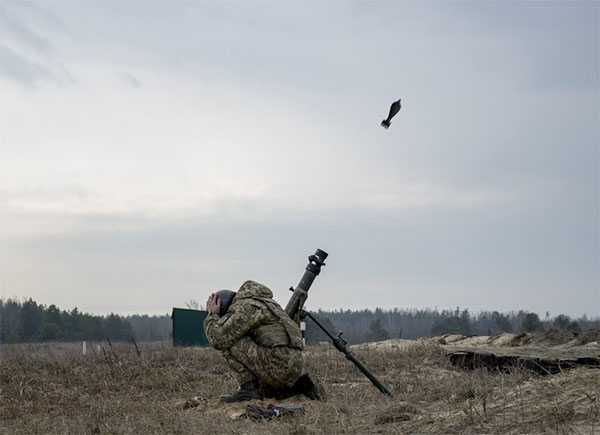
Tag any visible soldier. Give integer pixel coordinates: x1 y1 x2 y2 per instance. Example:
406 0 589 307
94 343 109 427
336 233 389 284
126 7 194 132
204 280 317 403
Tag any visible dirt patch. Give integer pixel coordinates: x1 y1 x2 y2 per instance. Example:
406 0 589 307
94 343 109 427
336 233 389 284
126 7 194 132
437 334 469 344
458 335 493 346
350 339 420 351
578 328 600 346
510 328 578 346
489 332 517 346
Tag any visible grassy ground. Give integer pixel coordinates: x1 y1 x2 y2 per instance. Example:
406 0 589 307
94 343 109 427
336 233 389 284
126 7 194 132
0 339 598 434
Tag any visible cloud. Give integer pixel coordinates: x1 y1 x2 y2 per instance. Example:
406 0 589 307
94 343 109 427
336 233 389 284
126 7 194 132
2 203 597 317
122 72 140 88
0 1 597 318
0 5 54 54
0 44 73 86
0 44 38 84
0 2 74 85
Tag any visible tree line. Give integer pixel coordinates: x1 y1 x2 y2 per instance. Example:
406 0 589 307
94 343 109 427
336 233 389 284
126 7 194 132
0 298 169 344
1 297 597 345
304 307 597 344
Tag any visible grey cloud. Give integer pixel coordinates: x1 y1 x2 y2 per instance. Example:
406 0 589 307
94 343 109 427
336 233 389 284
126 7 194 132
427 2 599 89
122 72 140 88
0 44 39 84
0 43 74 85
38 2 598 96
0 2 75 85
0 5 54 54
0 1 597 318
1 184 89 204
3 191 597 318
7 1 68 34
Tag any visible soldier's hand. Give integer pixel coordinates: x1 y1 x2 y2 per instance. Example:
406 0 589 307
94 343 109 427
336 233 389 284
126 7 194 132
206 293 221 314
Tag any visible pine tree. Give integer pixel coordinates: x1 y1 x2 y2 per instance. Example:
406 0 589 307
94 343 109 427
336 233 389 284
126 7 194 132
521 312 543 332
366 319 389 342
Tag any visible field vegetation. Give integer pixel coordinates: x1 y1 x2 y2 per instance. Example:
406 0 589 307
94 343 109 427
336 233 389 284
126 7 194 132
1 334 598 434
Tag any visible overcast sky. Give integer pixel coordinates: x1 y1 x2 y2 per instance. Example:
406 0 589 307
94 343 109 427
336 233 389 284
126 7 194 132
0 1 598 318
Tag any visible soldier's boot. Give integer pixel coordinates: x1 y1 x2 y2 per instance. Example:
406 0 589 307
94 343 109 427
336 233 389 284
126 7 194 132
262 374 324 401
219 379 263 403
292 373 325 400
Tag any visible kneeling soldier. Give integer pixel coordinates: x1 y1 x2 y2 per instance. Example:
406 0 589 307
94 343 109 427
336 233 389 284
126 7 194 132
204 280 309 402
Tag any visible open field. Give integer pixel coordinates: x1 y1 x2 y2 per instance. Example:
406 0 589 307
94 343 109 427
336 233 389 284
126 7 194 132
1 332 599 434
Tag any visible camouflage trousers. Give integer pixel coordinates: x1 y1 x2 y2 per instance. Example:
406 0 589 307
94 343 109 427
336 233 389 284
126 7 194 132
221 336 303 389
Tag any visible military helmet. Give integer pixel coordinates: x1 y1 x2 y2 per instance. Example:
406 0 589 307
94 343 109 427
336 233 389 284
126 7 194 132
215 289 236 317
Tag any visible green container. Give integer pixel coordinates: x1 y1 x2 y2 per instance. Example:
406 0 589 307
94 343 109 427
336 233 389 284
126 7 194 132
171 308 209 346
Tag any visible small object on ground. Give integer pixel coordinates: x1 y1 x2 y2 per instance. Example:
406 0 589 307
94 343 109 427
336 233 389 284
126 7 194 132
381 99 401 129
239 403 305 420
219 379 263 403
241 404 278 420
183 395 208 409
269 403 305 416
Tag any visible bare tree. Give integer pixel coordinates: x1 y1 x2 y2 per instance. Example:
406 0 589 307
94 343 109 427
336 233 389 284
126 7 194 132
184 299 204 310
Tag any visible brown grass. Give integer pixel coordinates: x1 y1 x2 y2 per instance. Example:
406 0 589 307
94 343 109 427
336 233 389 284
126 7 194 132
0 340 598 434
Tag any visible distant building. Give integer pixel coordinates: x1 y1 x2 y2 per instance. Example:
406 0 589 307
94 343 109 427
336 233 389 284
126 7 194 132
171 308 209 346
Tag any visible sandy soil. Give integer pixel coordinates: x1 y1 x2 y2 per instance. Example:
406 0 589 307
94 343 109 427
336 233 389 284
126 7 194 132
352 329 600 360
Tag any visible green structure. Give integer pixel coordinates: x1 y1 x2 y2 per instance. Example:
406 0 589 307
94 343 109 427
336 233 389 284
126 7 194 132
171 308 209 346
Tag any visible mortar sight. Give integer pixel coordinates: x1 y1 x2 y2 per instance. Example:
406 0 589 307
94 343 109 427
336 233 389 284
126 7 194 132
306 249 328 275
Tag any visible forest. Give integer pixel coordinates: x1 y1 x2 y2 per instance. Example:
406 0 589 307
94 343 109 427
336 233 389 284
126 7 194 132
0 297 596 345
0 298 168 344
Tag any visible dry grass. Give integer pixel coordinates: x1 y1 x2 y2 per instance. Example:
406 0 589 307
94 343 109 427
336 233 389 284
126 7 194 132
0 340 598 434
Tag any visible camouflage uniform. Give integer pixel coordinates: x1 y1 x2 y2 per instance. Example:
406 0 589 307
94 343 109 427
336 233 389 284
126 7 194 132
204 280 303 389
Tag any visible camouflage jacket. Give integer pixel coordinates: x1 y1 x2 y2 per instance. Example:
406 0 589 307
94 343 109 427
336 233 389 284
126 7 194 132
204 280 303 351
